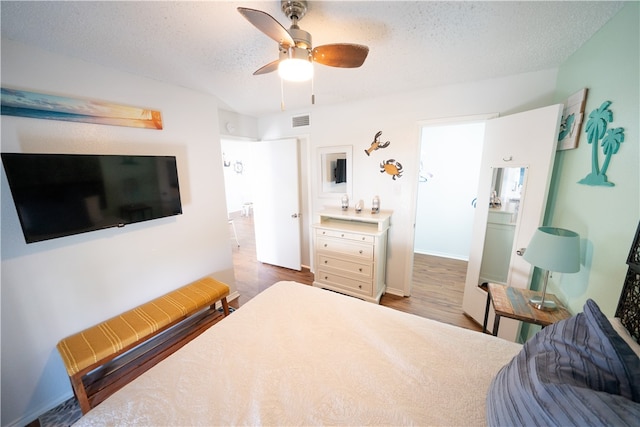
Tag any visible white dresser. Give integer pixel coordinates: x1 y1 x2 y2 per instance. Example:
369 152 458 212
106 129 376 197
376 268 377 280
312 209 392 303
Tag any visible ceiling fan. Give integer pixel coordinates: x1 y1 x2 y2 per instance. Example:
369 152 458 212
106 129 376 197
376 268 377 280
237 0 369 83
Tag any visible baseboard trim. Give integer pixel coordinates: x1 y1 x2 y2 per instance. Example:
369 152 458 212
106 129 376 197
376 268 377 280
12 392 75 427
385 286 406 297
227 290 240 303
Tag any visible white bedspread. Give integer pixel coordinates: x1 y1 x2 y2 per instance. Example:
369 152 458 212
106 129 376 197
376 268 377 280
74 281 522 426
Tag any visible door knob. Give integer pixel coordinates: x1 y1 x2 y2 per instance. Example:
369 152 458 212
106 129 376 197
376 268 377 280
516 248 526 256
291 213 298 218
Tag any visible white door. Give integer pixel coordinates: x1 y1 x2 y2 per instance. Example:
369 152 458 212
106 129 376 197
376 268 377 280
251 138 302 271
462 104 563 341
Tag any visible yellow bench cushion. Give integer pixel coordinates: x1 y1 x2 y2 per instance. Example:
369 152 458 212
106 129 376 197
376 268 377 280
57 277 229 376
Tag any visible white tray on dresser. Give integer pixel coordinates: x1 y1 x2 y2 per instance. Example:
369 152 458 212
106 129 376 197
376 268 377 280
312 208 392 303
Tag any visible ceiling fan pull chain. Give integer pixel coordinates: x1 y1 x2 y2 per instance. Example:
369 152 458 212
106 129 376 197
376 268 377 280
311 74 315 105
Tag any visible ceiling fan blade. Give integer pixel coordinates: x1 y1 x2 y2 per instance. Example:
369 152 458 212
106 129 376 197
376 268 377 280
253 59 280 75
313 43 369 68
237 7 295 47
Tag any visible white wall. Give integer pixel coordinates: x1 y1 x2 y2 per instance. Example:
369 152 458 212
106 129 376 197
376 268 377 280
221 139 256 214
218 109 259 140
259 69 558 296
1 39 236 427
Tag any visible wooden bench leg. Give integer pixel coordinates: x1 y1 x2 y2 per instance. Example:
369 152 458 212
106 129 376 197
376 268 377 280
210 297 230 316
482 290 491 334
71 374 92 414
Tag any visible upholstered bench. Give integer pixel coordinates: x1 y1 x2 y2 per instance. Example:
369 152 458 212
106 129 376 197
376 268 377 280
57 277 230 414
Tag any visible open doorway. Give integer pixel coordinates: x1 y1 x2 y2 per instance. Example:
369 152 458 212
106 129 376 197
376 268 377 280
221 138 255 219
415 121 486 260
220 136 311 271
218 135 312 306
410 118 489 323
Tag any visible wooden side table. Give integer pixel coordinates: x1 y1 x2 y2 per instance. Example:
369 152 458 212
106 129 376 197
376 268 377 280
483 282 571 336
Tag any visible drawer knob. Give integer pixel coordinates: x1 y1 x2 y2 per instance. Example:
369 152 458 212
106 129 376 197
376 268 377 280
341 233 345 237
324 276 328 280
362 237 365 240
359 250 363 254
324 244 328 247
358 285 362 289
324 260 328 264
359 268 363 272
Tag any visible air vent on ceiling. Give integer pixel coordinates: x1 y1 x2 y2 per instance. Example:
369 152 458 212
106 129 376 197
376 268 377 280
292 114 310 128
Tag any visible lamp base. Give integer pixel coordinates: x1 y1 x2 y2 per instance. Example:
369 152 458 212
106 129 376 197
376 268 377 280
529 297 557 311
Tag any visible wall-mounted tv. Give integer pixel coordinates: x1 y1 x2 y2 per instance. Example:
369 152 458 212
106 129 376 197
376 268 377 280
1 153 183 243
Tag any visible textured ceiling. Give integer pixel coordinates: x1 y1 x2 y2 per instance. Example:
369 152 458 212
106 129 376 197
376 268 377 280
1 1 626 117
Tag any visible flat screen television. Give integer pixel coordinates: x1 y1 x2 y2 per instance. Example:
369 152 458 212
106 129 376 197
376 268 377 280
1 153 183 243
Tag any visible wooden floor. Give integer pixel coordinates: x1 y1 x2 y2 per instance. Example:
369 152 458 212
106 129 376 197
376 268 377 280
228 213 482 332
228 213 314 306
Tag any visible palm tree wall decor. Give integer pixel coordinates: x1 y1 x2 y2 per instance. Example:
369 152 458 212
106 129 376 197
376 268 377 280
578 100 626 187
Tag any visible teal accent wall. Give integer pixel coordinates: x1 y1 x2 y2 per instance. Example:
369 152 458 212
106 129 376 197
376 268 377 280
544 2 639 318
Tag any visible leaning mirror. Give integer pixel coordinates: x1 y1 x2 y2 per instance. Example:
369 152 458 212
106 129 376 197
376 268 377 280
318 145 352 199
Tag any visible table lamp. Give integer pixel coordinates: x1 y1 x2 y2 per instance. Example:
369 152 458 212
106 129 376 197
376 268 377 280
523 226 580 311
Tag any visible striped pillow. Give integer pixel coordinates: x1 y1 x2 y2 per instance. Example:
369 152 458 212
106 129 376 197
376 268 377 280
486 299 640 426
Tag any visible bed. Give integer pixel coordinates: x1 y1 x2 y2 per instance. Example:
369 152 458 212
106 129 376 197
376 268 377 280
73 280 522 425
73 226 640 426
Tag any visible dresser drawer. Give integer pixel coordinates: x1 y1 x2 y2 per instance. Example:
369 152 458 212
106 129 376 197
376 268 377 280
316 237 373 259
316 269 373 296
318 254 372 278
315 228 374 244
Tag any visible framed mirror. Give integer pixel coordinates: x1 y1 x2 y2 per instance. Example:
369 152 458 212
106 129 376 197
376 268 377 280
318 145 352 198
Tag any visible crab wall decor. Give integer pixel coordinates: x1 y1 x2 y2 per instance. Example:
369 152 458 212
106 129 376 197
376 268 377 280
380 159 403 180
365 131 391 156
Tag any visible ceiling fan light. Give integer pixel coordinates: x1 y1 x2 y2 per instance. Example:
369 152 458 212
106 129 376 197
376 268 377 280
278 58 313 82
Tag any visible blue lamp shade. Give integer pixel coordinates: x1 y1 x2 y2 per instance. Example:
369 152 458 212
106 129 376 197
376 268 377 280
523 227 580 310
523 227 581 273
